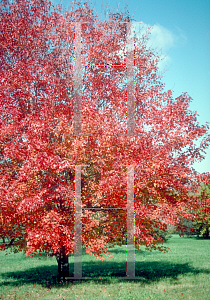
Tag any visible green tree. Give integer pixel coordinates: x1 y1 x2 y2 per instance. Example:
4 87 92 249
193 181 210 238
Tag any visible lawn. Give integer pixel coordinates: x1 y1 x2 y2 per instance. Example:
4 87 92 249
0 235 210 299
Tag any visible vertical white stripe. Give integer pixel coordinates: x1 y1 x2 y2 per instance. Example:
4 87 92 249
74 23 82 136
126 22 135 136
74 165 82 278
126 165 135 277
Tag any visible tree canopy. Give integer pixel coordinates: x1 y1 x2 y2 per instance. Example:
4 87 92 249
0 0 209 277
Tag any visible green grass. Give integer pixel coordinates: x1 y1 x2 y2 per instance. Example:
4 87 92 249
0 235 210 299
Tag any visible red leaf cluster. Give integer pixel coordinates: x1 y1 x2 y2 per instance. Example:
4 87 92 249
0 0 209 259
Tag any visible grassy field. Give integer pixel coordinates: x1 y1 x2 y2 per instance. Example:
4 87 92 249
0 234 210 299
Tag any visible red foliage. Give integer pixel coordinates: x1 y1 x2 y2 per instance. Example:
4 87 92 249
0 0 210 260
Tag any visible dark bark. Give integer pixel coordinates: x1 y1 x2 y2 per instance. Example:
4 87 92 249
203 227 209 238
56 245 69 280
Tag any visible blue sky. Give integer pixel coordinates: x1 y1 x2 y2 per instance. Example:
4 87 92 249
53 0 210 174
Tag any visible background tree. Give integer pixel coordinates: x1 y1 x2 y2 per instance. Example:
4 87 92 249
0 0 210 279
193 181 210 238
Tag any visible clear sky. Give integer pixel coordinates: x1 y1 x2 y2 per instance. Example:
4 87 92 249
53 0 210 174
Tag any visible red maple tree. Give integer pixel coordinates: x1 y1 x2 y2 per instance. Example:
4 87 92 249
0 0 209 279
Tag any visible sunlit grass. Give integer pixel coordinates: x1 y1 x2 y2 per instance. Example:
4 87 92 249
0 235 210 299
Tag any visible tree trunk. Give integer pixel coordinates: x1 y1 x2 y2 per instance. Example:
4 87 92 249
56 245 69 280
203 227 209 239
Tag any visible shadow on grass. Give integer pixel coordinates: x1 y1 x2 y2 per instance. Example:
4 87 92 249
1 259 210 288
189 236 210 240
